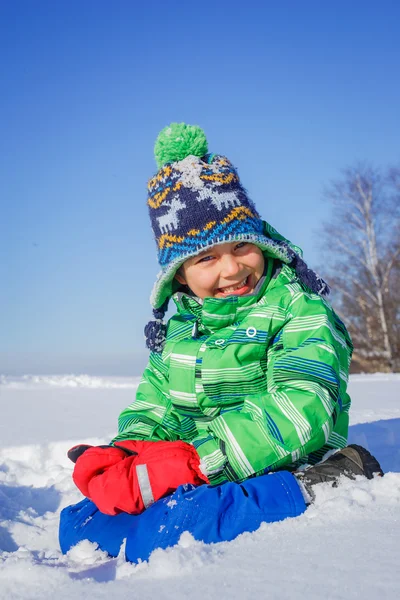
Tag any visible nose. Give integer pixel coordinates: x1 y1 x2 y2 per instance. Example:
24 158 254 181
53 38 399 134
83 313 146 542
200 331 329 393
220 253 241 279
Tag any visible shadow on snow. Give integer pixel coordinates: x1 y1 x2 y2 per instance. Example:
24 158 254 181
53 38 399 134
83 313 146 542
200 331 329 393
349 418 400 474
0 482 62 552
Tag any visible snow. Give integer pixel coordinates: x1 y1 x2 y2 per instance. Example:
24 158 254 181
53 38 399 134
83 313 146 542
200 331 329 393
0 373 399 599
0 374 140 390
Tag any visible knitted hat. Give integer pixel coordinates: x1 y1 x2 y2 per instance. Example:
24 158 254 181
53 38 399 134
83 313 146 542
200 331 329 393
144 123 329 351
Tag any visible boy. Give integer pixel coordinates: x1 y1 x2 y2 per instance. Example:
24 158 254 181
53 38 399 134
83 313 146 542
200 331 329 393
60 124 382 560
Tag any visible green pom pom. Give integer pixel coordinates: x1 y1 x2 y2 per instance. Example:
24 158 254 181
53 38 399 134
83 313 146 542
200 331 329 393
154 123 208 168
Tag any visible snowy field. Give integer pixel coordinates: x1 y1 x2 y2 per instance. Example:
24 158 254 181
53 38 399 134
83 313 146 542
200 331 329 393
0 373 399 600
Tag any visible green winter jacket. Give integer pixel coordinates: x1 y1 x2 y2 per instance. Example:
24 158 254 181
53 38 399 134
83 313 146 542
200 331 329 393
113 259 353 485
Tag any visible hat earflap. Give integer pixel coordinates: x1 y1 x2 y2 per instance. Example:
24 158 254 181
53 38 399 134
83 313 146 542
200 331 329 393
278 242 330 297
144 299 169 353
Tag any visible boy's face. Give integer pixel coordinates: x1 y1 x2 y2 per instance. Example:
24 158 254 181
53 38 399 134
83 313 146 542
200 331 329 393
175 242 265 300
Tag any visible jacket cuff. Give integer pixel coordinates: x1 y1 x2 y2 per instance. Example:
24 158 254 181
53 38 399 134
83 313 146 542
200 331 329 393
195 437 228 484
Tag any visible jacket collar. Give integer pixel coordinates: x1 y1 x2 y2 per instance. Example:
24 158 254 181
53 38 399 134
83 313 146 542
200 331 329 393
172 258 276 331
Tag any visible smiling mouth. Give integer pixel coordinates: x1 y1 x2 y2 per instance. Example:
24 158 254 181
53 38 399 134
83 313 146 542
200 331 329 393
216 276 251 296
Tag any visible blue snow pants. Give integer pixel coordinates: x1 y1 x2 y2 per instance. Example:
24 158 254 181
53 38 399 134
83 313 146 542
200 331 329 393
59 471 306 563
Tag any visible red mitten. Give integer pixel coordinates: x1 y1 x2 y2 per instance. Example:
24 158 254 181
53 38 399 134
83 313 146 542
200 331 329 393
69 440 208 515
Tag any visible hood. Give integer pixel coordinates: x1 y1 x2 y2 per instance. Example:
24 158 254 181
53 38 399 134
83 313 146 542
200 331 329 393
150 220 313 310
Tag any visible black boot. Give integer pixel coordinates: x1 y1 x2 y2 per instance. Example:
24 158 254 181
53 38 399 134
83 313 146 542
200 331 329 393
295 444 384 502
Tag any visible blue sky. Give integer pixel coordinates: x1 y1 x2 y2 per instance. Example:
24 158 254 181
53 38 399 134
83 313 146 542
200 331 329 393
1 0 399 375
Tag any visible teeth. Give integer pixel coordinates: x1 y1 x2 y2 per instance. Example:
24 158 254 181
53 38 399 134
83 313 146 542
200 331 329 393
221 277 247 293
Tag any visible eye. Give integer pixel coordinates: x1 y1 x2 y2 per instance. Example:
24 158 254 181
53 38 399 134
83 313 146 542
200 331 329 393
235 242 248 250
197 254 214 263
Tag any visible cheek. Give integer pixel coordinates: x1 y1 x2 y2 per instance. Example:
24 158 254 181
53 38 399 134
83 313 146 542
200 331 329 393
185 267 217 293
246 250 265 272
193 271 214 289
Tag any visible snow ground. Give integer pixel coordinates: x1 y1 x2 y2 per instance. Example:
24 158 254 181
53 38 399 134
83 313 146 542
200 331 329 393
0 373 399 599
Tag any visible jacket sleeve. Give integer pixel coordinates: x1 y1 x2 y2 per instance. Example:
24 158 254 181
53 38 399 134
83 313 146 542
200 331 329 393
112 351 181 444
193 291 353 485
